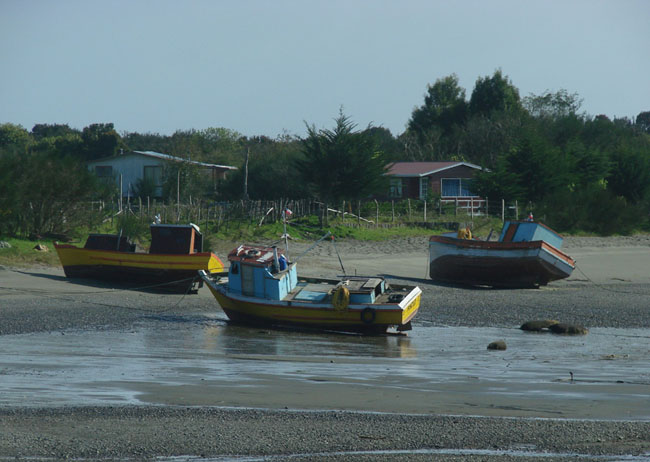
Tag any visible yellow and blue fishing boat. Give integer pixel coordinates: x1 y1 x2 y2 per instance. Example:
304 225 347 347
199 244 422 334
54 223 224 292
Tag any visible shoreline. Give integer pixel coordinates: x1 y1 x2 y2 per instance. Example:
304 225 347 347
1 235 649 460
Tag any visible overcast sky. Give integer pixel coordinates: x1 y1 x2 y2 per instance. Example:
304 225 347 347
1 0 649 138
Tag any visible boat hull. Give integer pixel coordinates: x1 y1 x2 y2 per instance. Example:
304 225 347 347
54 244 224 291
429 236 575 288
201 272 422 333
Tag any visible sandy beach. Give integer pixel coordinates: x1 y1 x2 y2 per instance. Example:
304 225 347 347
1 235 649 461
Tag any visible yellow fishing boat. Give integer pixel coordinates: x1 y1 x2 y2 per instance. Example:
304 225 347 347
199 244 422 334
55 223 224 292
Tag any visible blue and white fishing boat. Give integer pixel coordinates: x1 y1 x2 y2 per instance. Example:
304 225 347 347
429 220 575 288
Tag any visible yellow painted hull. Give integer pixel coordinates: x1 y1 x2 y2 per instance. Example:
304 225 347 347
204 278 421 333
54 243 224 291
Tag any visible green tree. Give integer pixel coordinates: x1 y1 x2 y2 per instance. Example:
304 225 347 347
405 74 468 160
409 74 468 137
469 69 522 117
299 111 388 225
81 123 121 161
459 111 524 168
635 111 650 134
161 161 213 203
0 123 31 154
472 126 570 203
523 89 583 120
0 149 110 236
607 139 650 204
122 131 170 153
563 139 610 188
222 136 307 200
364 127 401 162
31 123 78 140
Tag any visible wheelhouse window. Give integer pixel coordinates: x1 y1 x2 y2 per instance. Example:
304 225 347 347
441 178 475 197
389 178 402 198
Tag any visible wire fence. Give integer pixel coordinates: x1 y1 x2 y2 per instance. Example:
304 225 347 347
99 196 530 232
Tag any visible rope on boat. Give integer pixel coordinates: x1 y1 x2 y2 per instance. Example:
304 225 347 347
330 236 346 276
293 231 331 263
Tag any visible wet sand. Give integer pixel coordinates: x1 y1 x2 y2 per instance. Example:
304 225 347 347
1 235 649 460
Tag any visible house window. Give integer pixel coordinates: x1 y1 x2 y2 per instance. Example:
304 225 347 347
441 178 475 197
419 177 429 200
94 166 113 178
389 178 402 198
143 166 163 187
461 179 475 196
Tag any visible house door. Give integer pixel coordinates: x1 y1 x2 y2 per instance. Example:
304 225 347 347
241 264 256 297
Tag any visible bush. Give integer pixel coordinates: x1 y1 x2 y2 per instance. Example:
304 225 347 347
540 184 641 235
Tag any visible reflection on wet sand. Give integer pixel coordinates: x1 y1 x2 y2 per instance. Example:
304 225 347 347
0 319 648 419
207 323 417 359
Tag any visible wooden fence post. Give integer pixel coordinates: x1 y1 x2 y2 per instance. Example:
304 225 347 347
423 200 427 222
501 199 505 222
515 200 518 220
375 199 379 228
357 200 361 227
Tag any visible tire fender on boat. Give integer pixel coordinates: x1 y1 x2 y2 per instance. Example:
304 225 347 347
360 307 376 324
332 286 350 311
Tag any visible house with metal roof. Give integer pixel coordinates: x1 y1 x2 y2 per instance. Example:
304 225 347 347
385 161 484 201
87 150 237 198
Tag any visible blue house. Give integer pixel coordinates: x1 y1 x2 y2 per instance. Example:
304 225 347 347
87 150 237 198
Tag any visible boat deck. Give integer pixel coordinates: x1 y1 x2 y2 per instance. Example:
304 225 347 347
216 276 399 305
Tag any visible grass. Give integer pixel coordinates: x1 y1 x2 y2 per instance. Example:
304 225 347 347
0 214 505 268
0 237 62 268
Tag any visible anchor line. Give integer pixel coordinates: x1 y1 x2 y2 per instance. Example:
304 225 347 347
574 264 650 296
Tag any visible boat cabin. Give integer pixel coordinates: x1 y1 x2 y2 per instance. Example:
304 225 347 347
84 234 135 252
82 223 204 255
226 245 298 300
499 221 564 249
149 223 203 254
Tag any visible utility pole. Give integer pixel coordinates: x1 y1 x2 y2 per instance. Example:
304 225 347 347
243 148 250 200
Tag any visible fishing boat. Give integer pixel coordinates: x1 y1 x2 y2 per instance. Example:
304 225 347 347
54 223 224 292
199 244 422 334
428 220 575 288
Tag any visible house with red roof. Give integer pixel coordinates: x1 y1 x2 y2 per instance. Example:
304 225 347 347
385 161 484 201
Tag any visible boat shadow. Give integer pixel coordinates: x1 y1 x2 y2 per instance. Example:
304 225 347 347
12 269 198 294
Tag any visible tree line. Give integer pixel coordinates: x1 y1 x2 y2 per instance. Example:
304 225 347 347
1 69 649 237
